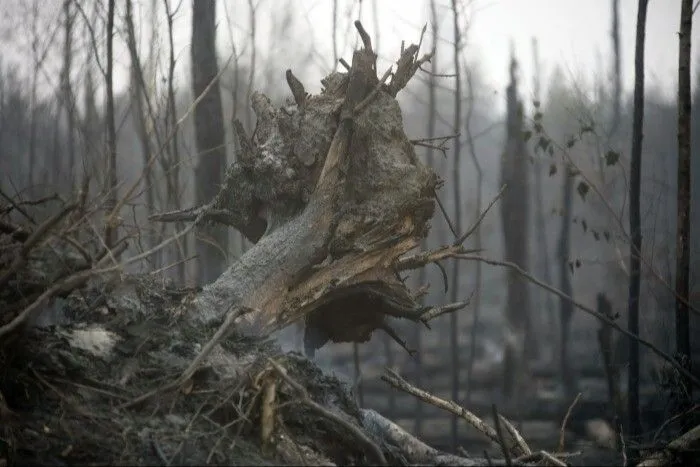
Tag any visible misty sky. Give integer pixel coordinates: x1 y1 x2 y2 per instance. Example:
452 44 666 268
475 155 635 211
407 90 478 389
198 0 699 113
2 0 698 113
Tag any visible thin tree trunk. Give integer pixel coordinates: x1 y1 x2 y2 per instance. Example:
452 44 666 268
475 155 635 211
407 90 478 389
104 0 118 248
163 0 186 283
449 0 463 451
332 0 338 67
530 37 555 358
628 0 649 440
245 0 257 133
192 0 228 284
27 0 39 189
413 0 439 438
501 53 531 403
610 0 621 140
675 0 693 414
125 0 155 233
62 0 75 186
464 69 484 401
558 166 574 397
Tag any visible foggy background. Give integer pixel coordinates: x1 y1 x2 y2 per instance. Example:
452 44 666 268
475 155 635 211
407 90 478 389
0 0 698 454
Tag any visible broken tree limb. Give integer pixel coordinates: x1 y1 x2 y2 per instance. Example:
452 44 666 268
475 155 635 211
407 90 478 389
381 368 529 458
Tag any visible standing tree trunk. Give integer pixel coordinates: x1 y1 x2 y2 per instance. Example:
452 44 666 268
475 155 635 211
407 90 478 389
449 0 463 451
104 0 118 249
61 0 75 186
610 0 622 140
414 0 440 437
191 0 229 284
558 164 575 397
500 52 531 401
464 69 484 401
675 0 693 415
628 0 649 440
125 0 156 250
163 0 186 283
530 37 552 359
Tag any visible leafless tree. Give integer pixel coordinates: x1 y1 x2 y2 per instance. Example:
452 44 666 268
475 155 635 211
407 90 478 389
104 0 118 248
464 69 484 402
500 52 531 400
610 0 621 140
675 0 693 414
414 0 440 438
125 0 156 228
449 0 463 451
530 37 555 355
60 0 76 186
163 0 187 283
628 0 649 440
245 0 257 132
191 0 229 284
558 157 575 398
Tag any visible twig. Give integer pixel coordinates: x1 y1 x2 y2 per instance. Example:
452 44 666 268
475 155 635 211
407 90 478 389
0 268 94 338
0 203 77 289
498 414 531 456
653 403 699 443
492 405 512 467
411 134 460 144
419 296 471 323
0 188 36 224
354 20 374 52
268 358 387 465
455 184 506 245
515 450 567 467
558 392 582 452
381 369 526 456
434 191 459 238
354 66 393 115
105 52 235 230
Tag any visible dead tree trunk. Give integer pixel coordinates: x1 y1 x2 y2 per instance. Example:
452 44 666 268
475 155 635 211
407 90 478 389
675 0 693 413
61 0 75 186
500 53 531 400
530 37 552 359
191 0 229 284
610 0 622 140
558 165 575 397
103 0 118 249
413 0 440 437
628 0 649 440
449 0 464 451
163 0 186 283
153 23 460 376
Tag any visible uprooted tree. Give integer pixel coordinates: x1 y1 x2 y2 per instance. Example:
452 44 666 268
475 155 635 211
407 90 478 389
0 23 491 466
151 22 469 361
3 20 699 467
